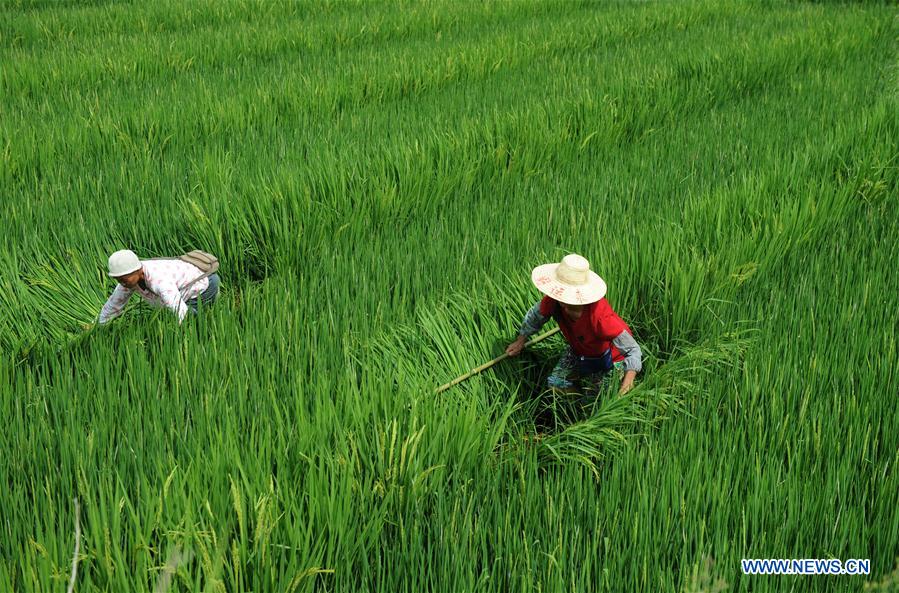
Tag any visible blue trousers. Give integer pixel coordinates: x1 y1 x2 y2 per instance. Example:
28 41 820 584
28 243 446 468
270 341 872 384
547 345 623 390
186 273 220 312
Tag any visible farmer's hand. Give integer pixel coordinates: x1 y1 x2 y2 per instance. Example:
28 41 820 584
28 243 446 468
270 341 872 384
618 370 637 395
506 335 527 356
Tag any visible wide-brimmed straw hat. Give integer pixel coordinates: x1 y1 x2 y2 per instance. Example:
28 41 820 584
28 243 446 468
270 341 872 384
530 253 607 305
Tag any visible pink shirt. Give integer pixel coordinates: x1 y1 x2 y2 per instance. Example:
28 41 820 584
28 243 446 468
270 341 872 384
98 259 210 324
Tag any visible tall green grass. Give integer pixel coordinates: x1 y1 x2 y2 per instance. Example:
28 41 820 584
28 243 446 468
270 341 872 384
1 0 897 591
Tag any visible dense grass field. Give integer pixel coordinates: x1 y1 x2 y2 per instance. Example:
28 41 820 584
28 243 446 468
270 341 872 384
2 1 897 591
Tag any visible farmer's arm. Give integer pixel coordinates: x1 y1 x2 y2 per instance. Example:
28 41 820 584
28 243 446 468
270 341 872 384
153 279 189 323
507 301 550 356
97 284 133 324
519 301 550 337
612 331 642 394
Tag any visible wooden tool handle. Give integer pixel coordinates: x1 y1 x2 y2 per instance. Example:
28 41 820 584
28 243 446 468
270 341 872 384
435 326 560 394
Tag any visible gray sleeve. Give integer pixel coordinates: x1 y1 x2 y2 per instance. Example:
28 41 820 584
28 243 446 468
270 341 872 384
613 331 643 373
518 301 549 337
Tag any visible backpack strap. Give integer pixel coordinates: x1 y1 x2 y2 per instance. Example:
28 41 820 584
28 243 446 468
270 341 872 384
180 271 211 297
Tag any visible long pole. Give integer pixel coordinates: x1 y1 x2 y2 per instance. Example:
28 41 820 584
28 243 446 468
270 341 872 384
435 327 560 394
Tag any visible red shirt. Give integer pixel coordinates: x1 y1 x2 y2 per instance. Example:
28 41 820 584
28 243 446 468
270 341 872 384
540 296 632 360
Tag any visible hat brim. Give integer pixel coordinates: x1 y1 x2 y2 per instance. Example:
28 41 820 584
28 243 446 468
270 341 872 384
531 263 606 305
108 264 141 277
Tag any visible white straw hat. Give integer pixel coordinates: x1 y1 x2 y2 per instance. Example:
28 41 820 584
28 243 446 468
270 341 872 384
107 249 142 277
530 253 607 305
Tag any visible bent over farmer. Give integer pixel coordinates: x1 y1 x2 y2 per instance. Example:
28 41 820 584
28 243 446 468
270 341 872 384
96 249 220 325
506 253 642 396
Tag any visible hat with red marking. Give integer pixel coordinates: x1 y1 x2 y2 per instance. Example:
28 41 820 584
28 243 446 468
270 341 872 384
530 253 606 305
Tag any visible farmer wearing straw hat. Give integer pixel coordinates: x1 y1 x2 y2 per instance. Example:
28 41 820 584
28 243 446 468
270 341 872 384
506 254 642 396
94 249 220 325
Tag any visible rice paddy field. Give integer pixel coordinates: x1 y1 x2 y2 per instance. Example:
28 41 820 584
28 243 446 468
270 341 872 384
2 0 898 591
